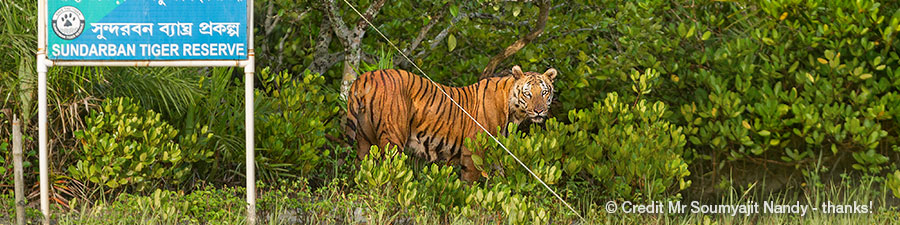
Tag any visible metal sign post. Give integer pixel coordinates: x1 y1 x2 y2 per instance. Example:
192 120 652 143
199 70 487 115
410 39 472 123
36 0 256 224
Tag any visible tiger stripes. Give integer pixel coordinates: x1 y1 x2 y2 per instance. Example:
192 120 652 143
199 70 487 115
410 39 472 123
345 65 557 181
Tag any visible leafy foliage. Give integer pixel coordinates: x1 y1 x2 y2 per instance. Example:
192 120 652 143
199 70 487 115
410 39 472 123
889 170 900 199
354 145 553 224
416 164 467 215
469 68 690 202
354 145 414 206
255 68 343 181
639 0 900 183
94 68 203 119
60 187 246 224
69 97 213 191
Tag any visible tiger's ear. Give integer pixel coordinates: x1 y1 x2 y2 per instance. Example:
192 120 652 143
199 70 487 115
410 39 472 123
543 68 558 81
512 65 525 79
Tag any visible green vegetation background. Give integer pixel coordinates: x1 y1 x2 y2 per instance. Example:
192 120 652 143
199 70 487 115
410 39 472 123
1 0 900 224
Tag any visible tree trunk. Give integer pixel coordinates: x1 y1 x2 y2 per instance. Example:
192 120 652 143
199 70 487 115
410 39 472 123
340 44 362 100
325 0 387 100
13 116 25 225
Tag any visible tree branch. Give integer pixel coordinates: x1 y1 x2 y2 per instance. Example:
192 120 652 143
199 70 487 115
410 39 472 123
307 52 344 75
394 6 448 68
344 0 387 66
411 11 465 62
324 0 352 46
306 16 338 75
480 0 551 78
263 1 289 35
405 10 444 58
355 0 388 34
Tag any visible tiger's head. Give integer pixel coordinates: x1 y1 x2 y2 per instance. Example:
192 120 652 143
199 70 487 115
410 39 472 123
508 65 557 124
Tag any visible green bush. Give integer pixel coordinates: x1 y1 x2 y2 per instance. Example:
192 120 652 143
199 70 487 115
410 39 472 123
417 164 467 215
655 0 900 185
468 69 690 201
70 97 212 191
354 145 415 206
255 69 343 180
889 170 900 198
529 0 900 190
354 145 551 224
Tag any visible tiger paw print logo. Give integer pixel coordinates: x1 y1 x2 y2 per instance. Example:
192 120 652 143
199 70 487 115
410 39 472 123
52 6 85 40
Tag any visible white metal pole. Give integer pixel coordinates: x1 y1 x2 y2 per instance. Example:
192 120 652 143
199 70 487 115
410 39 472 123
37 1 50 223
37 58 49 225
244 54 256 225
245 0 256 224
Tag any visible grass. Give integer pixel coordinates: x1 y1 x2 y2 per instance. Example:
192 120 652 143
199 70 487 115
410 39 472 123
3 172 896 225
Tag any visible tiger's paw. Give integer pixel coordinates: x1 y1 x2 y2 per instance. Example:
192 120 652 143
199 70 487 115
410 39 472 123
461 169 482 183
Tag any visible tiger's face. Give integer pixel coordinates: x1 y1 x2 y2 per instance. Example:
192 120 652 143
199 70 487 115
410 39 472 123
508 65 557 123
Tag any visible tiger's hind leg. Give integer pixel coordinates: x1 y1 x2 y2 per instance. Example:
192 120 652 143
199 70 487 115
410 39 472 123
356 138 373 160
347 86 378 160
460 146 482 182
351 109 378 160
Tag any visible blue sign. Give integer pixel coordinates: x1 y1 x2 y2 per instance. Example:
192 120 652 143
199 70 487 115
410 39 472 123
47 0 248 60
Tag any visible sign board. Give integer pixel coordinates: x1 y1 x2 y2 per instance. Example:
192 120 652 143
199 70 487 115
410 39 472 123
46 0 249 60
37 0 256 224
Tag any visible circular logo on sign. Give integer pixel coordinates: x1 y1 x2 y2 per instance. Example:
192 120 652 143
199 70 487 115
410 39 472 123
52 6 85 40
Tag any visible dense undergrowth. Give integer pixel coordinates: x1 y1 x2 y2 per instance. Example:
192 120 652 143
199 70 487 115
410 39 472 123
2 0 900 224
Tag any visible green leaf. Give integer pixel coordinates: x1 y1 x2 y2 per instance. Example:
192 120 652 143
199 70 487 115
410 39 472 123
701 31 712 40
686 24 696 38
106 179 119 188
825 50 835 60
448 34 457 52
450 4 459 18
472 154 483 168
762 37 775 45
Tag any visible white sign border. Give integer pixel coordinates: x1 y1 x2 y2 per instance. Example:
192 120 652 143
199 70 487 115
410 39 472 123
36 0 258 224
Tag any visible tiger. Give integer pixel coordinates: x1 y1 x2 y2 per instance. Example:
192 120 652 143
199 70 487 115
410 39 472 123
344 65 557 181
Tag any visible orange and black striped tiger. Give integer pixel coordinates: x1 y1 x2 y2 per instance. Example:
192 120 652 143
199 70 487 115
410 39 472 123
345 65 557 181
